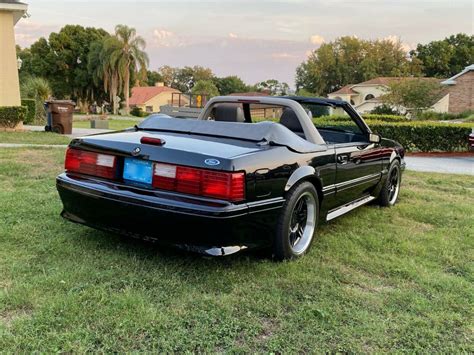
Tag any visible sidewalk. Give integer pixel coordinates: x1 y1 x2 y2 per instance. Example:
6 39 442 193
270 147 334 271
24 125 112 138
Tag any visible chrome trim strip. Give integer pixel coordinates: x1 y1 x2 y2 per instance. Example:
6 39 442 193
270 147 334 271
326 195 376 221
335 173 381 192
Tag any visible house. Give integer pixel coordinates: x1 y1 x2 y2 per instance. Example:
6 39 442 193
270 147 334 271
0 0 28 108
441 64 474 113
129 83 181 113
327 77 449 114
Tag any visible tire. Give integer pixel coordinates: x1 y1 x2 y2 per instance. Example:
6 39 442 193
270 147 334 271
273 181 319 260
377 160 401 207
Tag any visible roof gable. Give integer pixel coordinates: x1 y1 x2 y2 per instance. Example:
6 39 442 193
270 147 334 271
441 64 474 85
129 86 180 105
328 85 357 96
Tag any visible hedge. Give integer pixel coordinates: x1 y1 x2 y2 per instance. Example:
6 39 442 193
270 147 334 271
21 99 36 124
0 106 27 128
325 114 408 122
315 120 473 152
415 110 474 121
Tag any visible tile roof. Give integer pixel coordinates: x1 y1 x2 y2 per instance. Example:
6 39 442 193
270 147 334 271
329 85 357 95
129 86 180 105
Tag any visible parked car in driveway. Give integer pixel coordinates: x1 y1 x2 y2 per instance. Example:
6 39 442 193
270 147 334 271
56 96 405 259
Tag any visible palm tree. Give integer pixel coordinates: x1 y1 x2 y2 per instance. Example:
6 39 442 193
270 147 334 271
89 39 122 114
106 25 149 114
20 77 52 122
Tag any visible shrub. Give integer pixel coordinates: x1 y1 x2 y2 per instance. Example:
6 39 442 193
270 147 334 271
21 99 36 124
130 106 148 117
315 120 473 152
0 106 28 128
20 77 52 123
323 114 408 123
370 104 401 115
415 110 474 121
363 114 409 122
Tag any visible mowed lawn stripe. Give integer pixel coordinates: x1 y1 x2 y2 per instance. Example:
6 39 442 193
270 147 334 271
0 148 472 352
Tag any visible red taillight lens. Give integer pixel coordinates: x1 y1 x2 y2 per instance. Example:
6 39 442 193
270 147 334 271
176 166 202 195
65 148 117 179
152 163 245 202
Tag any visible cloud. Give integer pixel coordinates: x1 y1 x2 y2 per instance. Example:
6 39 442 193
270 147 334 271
228 33 238 39
383 35 414 53
151 29 187 47
14 19 58 47
147 35 314 86
271 52 299 60
309 35 325 45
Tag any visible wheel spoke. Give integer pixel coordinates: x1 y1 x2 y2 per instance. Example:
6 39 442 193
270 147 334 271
287 191 317 255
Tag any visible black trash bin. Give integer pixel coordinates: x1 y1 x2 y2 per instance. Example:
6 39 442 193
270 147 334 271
44 100 75 134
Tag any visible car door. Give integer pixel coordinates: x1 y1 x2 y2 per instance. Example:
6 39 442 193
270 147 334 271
334 140 385 205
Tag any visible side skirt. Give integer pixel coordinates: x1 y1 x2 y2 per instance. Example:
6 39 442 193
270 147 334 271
326 195 376 221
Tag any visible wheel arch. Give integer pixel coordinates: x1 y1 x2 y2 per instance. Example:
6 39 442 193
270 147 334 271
284 166 323 205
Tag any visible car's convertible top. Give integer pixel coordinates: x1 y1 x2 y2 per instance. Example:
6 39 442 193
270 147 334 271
138 115 325 153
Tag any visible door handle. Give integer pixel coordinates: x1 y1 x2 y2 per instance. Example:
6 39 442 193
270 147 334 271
337 154 349 165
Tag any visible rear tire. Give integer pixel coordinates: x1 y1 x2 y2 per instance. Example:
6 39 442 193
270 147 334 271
273 181 319 260
377 160 401 207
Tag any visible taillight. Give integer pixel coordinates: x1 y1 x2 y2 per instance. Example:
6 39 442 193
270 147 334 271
153 163 245 202
65 148 117 179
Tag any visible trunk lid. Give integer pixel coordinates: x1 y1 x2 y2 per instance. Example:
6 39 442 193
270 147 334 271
71 129 268 171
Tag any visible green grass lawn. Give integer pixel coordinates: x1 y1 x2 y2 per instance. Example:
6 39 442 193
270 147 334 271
0 132 71 145
73 119 142 131
0 148 473 352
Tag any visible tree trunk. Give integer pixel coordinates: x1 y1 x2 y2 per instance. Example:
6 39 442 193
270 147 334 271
124 68 130 115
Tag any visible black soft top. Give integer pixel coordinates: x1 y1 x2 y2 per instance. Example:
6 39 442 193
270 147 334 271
138 115 325 153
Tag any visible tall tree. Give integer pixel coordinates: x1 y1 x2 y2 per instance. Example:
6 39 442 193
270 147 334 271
145 70 164 86
409 33 474 78
214 75 249 95
256 79 290 96
159 65 177 87
191 80 220 98
381 78 444 115
296 36 418 96
173 66 214 92
88 40 121 114
105 25 149 114
19 25 109 110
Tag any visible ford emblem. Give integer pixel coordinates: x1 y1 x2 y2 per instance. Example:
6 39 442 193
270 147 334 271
132 147 141 156
204 158 220 166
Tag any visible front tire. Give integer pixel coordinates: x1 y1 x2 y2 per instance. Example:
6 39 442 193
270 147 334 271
273 181 319 260
378 160 401 207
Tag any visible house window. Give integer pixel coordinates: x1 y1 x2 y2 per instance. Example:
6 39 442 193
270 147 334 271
365 94 375 101
145 106 153 113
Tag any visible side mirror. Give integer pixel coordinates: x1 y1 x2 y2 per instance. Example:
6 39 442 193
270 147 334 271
369 133 381 144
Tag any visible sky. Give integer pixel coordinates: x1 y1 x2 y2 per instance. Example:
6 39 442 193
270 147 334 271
15 0 474 87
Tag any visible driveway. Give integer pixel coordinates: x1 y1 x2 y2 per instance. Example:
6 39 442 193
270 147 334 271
405 156 474 175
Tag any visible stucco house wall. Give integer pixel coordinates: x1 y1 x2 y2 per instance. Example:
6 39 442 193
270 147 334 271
431 94 450 113
139 92 177 113
0 9 23 106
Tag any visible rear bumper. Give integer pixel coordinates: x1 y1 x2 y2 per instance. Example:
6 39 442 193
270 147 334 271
56 173 284 254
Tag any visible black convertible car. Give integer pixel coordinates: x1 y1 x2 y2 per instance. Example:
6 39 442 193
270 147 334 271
57 96 405 259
